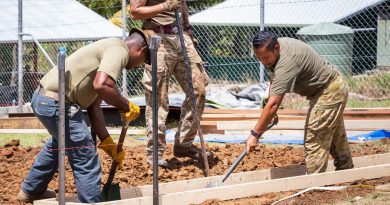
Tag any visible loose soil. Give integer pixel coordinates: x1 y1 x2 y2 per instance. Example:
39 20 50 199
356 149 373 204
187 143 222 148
0 139 389 204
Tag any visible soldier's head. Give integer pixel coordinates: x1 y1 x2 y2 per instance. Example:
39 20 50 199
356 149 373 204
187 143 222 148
125 28 151 69
252 31 280 68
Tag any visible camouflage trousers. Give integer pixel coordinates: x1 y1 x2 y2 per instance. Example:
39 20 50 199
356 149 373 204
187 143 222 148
305 73 354 174
142 31 208 156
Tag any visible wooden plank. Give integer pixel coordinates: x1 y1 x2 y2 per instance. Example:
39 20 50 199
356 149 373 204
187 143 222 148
140 164 390 205
202 114 306 121
203 109 390 120
121 152 390 197
0 117 44 129
38 164 390 205
34 153 390 205
217 120 390 131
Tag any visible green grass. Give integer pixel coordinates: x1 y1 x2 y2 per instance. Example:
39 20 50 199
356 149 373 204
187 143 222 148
0 133 50 148
0 133 147 148
347 98 390 108
347 73 390 98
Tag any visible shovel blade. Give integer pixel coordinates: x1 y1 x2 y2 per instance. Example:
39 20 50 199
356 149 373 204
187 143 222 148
206 181 224 188
101 183 121 202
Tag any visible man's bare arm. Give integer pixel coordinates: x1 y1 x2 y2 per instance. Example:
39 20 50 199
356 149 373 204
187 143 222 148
87 97 110 141
93 71 129 112
130 0 164 20
254 94 283 134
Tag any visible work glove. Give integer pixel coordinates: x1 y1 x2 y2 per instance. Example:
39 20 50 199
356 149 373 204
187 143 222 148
162 0 181 12
98 136 125 169
119 101 141 125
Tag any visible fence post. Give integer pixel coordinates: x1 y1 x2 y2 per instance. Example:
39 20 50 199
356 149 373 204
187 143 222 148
259 0 266 108
57 47 67 205
121 0 128 97
17 0 23 110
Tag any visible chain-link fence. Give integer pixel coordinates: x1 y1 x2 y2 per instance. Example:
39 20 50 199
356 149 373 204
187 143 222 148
0 0 389 112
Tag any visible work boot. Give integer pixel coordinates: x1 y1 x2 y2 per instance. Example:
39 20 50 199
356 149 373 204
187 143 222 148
17 189 56 203
376 183 390 192
173 144 212 160
146 154 168 167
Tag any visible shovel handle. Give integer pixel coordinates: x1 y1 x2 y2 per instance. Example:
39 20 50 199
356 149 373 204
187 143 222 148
220 119 278 183
103 125 128 191
221 149 247 183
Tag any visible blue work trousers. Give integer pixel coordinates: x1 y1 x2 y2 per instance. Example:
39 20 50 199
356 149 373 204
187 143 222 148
22 90 101 203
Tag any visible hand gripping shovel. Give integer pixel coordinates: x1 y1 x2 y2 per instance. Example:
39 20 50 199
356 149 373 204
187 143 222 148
207 118 278 188
101 122 128 201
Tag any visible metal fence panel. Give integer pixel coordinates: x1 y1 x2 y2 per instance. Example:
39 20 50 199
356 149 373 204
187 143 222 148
0 0 389 112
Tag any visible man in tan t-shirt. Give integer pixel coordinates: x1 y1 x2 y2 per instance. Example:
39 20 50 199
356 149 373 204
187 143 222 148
17 29 149 203
130 0 210 167
246 31 354 174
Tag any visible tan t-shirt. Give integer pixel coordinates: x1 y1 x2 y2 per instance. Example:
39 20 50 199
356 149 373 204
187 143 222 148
40 38 129 109
269 38 338 98
142 0 176 28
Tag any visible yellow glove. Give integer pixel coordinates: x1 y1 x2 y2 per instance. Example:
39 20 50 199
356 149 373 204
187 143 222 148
120 101 140 125
98 136 125 169
162 0 181 12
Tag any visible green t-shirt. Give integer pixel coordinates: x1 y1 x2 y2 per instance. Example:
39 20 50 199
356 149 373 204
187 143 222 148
40 38 129 109
269 37 338 98
142 0 176 28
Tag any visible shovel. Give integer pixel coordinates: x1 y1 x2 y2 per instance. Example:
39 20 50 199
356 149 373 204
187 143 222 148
101 123 128 201
207 118 278 188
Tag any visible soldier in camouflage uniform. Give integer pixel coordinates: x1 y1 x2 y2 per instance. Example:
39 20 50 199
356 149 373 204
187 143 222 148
130 0 210 167
246 31 354 174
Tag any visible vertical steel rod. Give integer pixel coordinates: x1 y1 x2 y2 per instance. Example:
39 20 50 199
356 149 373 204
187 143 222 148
57 47 67 205
150 35 162 205
121 0 128 97
17 0 23 109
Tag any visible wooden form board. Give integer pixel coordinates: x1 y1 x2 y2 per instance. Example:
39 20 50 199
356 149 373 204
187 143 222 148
217 120 390 131
0 117 44 129
36 163 390 205
202 114 306 121
203 108 390 120
35 153 390 205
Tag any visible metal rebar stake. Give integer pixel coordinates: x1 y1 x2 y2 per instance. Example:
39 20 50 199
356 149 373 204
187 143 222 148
57 47 67 205
150 34 162 205
174 10 210 176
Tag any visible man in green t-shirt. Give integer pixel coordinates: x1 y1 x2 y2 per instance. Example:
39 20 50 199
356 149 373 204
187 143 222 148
246 31 354 174
17 29 149 203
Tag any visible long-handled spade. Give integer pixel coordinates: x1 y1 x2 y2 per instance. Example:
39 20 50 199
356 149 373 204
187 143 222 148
101 122 128 201
207 118 278 188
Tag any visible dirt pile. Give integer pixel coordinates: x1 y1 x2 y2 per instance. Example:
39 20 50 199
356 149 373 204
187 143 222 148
0 140 388 204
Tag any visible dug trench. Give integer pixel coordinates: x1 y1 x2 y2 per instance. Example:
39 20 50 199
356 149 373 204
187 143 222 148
0 139 389 204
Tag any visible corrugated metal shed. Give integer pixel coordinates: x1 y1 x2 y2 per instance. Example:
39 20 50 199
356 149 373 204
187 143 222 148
189 0 386 27
0 0 122 43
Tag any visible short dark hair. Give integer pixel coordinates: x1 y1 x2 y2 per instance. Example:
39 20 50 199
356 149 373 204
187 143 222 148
126 31 147 48
252 31 278 50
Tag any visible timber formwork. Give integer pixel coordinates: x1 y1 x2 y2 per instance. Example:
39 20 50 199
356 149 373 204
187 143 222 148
35 153 390 205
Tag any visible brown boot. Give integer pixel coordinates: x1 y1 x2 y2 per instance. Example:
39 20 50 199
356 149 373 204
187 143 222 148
17 189 56 203
173 144 211 160
146 154 168 167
